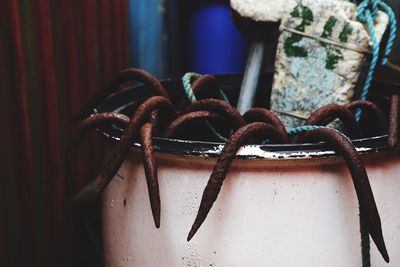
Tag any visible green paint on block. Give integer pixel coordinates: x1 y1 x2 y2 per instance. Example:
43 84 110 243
339 22 353 43
291 4 314 32
283 7 350 70
321 16 337 39
284 4 314 57
326 49 343 70
319 16 343 70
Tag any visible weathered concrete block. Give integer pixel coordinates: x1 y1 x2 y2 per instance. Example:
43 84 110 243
230 0 297 22
270 0 388 128
230 0 354 23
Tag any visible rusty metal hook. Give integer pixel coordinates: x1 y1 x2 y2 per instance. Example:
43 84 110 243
187 122 288 241
298 128 389 263
243 108 289 143
305 104 361 138
178 75 222 111
66 112 129 190
73 68 169 121
388 95 399 148
96 96 175 194
345 100 387 135
183 98 246 130
139 122 161 228
191 75 220 99
164 111 224 139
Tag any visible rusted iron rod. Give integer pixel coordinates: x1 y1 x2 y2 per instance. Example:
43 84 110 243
183 98 246 130
345 100 386 135
191 75 220 99
164 111 224 139
139 122 161 228
74 68 169 121
305 104 361 138
298 128 389 263
388 95 399 148
243 108 289 143
187 122 287 241
96 96 175 194
66 112 129 189
178 75 222 111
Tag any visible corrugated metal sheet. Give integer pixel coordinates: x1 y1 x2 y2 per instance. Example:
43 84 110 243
0 1 129 266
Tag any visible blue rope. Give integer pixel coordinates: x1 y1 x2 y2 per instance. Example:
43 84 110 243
355 0 397 121
356 2 397 263
287 125 333 136
379 1 397 65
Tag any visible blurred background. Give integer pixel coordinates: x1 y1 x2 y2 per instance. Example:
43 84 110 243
0 0 398 267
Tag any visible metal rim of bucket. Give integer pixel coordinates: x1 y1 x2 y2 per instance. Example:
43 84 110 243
91 73 399 160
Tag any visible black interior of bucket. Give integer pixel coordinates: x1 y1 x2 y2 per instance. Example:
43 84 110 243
90 73 399 157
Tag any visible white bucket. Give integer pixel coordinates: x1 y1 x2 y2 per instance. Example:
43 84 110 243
101 142 400 267
91 73 400 266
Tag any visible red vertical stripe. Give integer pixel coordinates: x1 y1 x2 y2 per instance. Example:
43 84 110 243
33 0 65 265
99 0 113 82
82 0 99 100
112 0 123 71
0 17 15 267
1 1 131 265
121 0 130 67
5 1 36 266
81 0 103 186
62 0 81 117
0 37 18 267
62 0 87 193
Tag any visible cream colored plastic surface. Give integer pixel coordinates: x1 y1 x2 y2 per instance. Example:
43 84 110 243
102 150 400 267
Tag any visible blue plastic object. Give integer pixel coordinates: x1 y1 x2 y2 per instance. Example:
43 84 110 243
189 4 248 74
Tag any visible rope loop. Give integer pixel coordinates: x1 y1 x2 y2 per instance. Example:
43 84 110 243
182 72 230 104
356 0 397 66
181 72 230 142
355 0 397 121
357 0 378 22
182 72 202 103
378 1 397 65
